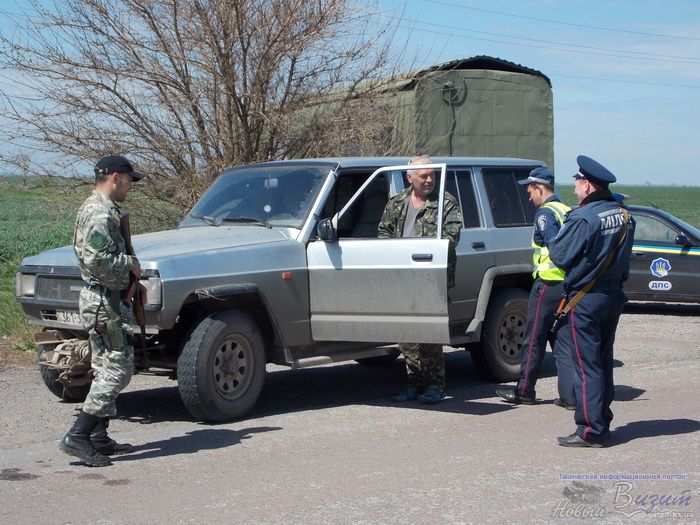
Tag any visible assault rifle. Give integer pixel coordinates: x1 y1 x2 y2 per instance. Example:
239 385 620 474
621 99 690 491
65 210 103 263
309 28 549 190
120 213 148 369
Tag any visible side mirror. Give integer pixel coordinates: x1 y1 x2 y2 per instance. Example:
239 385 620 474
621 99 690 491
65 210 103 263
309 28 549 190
676 233 691 246
317 218 337 242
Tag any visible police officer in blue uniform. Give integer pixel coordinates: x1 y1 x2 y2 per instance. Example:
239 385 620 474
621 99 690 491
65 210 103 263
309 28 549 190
548 155 635 448
496 168 576 409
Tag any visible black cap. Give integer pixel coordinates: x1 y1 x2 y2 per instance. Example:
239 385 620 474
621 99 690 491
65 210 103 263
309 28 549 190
518 167 555 187
94 155 144 181
574 155 616 185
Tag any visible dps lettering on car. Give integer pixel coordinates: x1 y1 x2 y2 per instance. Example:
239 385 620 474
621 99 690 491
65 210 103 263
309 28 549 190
649 281 672 291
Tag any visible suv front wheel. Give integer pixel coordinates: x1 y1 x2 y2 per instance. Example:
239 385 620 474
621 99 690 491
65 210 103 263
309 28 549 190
471 288 529 381
177 310 266 422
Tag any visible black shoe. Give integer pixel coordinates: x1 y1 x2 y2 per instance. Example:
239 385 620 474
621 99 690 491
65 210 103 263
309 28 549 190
91 417 134 456
495 386 536 405
553 398 576 411
60 411 112 467
557 433 605 448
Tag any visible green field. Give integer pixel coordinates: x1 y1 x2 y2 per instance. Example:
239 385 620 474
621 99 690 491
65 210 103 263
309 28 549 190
0 176 182 346
1 177 699 348
557 184 700 227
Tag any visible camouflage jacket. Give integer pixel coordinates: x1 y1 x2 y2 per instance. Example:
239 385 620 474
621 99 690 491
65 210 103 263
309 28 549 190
377 188 462 286
74 191 137 290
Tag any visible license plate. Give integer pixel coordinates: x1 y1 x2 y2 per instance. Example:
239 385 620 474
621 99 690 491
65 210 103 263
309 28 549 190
56 310 81 325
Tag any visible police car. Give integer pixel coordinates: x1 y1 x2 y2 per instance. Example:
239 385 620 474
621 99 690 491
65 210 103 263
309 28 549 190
625 205 700 303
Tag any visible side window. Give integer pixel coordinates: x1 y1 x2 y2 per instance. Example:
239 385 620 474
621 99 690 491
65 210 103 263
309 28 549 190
400 169 476 229
345 174 389 238
483 169 536 227
454 170 480 228
633 214 678 244
319 172 389 238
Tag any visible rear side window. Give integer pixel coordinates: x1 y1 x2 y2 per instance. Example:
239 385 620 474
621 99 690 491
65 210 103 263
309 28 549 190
483 169 536 227
454 170 480 228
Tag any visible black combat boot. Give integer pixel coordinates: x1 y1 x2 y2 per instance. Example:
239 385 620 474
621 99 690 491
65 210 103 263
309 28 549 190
59 411 112 467
91 417 134 456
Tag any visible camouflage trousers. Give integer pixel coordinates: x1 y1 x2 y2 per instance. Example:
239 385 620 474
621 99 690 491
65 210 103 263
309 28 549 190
79 286 134 418
398 343 445 392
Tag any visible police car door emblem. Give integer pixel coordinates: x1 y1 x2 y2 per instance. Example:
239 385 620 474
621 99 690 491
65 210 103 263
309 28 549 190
650 257 671 278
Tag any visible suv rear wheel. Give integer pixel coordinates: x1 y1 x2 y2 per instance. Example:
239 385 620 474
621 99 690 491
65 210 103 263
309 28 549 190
178 310 266 422
471 288 529 381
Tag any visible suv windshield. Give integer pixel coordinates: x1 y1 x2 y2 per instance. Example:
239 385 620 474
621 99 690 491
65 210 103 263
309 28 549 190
180 164 330 229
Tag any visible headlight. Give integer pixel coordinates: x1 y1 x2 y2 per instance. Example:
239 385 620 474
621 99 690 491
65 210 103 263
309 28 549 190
140 276 162 306
15 273 36 297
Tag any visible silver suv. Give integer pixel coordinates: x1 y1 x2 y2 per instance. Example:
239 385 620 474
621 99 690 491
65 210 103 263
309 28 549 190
16 157 542 421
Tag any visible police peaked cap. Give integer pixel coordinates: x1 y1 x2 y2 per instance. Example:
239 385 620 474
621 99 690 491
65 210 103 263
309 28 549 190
518 167 555 187
574 155 616 185
94 155 144 181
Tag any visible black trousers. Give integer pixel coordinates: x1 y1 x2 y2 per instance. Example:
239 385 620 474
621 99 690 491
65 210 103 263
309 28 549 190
556 289 625 440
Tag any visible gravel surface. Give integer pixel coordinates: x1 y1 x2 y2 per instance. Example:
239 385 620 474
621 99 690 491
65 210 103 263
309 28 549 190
1 303 699 524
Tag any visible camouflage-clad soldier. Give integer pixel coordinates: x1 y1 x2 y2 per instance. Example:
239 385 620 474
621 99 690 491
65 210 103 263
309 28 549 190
378 155 462 404
59 155 143 467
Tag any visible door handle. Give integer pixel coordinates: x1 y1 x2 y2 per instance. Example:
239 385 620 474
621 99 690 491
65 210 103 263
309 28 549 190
412 253 433 262
472 242 486 250
632 251 646 257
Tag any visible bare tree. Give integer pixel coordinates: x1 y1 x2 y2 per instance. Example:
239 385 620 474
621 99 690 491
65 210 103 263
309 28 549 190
0 0 405 209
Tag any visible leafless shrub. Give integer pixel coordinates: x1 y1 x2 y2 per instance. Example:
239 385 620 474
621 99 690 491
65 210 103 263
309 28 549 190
0 0 408 209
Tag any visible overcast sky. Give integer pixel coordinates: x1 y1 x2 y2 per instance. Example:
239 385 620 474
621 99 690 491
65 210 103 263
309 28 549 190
376 0 700 186
1 1 698 186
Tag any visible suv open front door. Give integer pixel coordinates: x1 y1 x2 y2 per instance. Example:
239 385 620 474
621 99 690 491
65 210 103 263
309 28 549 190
306 163 451 344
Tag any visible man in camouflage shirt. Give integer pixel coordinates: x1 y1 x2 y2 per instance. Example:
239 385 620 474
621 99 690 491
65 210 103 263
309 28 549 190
59 155 143 467
378 155 462 404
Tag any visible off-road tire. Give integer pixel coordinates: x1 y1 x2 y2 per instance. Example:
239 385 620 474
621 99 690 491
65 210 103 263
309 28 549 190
177 310 266 422
471 288 529 381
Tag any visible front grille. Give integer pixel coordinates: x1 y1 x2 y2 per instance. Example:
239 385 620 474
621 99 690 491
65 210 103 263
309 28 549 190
36 276 84 302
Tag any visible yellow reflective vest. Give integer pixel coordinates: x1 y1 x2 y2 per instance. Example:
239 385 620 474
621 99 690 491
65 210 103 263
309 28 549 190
532 200 570 281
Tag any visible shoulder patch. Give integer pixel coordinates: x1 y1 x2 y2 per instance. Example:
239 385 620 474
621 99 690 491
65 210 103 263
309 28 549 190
89 230 110 250
537 214 548 231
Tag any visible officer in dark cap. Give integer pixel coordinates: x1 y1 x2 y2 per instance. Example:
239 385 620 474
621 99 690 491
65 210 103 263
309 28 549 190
548 155 635 447
496 167 576 410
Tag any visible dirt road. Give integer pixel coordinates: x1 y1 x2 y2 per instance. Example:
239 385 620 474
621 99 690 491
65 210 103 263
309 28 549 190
1 303 699 524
